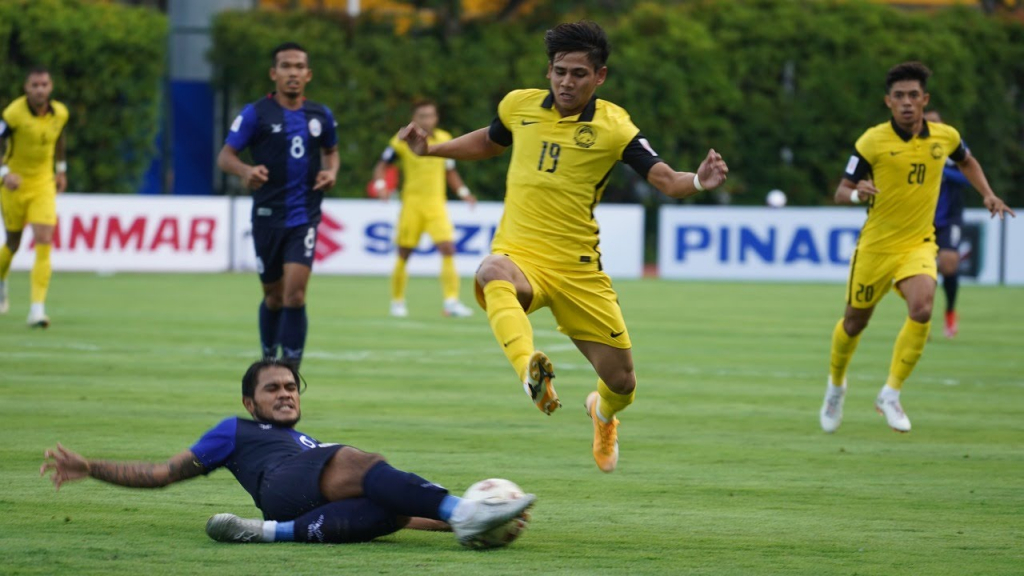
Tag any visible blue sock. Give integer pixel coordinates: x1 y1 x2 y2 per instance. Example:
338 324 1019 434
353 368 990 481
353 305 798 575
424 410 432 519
361 461 450 521
290 498 400 543
274 520 295 541
259 301 282 358
438 494 462 522
943 273 959 313
279 305 307 366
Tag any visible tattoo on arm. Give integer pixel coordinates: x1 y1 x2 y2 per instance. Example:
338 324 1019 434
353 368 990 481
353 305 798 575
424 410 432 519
88 451 205 488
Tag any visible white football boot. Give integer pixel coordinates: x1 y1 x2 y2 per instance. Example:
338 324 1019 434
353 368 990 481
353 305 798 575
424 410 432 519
0 280 8 314
875 394 911 433
390 300 409 318
442 298 474 318
450 492 536 547
26 303 49 328
205 513 266 543
819 377 847 433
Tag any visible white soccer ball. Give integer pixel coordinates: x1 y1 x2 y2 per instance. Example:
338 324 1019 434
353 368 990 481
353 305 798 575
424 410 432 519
766 189 787 208
459 478 530 549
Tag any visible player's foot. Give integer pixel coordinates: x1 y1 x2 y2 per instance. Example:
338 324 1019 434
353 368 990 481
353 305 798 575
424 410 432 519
450 492 536 547
26 306 49 329
0 281 8 314
819 377 847 433
875 395 911 433
390 300 408 318
443 298 474 318
205 513 266 543
944 310 958 339
585 392 619 473
524 350 560 415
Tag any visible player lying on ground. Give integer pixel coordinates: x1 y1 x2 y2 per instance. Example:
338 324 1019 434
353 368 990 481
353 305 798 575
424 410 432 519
400 21 728 473
41 358 535 546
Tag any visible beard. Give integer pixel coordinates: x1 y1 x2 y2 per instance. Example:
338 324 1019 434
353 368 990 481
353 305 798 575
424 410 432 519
252 403 300 427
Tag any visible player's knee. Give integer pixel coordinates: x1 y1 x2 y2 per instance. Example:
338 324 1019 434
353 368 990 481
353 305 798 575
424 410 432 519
843 317 868 336
264 294 284 310
909 302 933 324
5 232 21 252
437 242 455 257
605 368 636 395
283 288 306 308
475 260 509 286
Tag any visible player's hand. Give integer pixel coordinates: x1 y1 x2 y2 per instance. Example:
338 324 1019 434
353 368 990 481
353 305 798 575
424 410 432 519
2 172 21 191
398 122 430 156
243 165 269 190
55 172 67 194
464 193 477 209
983 195 1016 219
40 443 90 491
853 179 879 200
695 149 729 190
313 170 336 191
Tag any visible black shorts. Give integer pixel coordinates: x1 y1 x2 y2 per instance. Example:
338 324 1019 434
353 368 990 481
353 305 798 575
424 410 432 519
252 223 319 284
259 444 343 521
936 224 962 251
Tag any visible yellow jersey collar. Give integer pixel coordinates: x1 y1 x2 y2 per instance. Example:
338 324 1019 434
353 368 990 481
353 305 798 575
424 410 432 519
889 117 930 142
540 90 597 123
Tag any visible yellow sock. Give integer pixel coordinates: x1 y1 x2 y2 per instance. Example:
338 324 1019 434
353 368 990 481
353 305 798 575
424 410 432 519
885 317 930 390
597 378 635 422
31 243 52 304
0 244 13 280
483 280 533 381
440 255 458 301
390 257 408 301
829 318 861 385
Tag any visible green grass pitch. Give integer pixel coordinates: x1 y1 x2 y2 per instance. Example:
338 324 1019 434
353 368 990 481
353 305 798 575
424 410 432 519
1 272 1022 575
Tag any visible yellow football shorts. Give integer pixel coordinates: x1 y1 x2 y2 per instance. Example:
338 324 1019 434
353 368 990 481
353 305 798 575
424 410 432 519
845 242 938 309
1 180 57 231
395 205 454 249
475 253 632 349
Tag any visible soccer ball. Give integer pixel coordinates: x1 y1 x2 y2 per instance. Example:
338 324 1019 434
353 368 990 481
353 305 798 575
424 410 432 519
459 478 531 549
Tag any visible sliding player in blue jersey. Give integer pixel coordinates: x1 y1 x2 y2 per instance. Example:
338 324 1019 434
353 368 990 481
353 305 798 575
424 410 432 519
217 42 339 367
41 358 535 546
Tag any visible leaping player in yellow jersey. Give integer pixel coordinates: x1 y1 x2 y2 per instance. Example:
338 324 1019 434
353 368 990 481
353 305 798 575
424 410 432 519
373 100 477 318
820 62 1014 434
0 66 70 327
400 21 729 472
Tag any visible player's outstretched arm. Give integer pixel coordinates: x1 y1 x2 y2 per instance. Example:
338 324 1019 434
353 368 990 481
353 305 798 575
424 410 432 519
646 149 729 199
55 130 67 194
41 443 205 491
956 154 1016 219
217 144 268 191
835 178 878 206
446 167 476 207
399 124 506 161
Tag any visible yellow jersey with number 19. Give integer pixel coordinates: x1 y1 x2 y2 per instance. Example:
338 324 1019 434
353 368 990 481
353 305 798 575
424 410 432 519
488 89 661 271
1 95 69 187
845 118 965 253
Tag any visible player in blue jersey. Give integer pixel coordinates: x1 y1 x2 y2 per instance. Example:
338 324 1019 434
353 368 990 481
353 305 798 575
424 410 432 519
217 42 340 367
40 358 535 546
924 110 969 338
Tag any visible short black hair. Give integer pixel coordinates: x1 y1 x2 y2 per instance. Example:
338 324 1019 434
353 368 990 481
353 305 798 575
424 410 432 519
885 61 931 93
271 42 308 66
544 21 609 70
26 65 50 79
241 358 303 398
411 99 437 113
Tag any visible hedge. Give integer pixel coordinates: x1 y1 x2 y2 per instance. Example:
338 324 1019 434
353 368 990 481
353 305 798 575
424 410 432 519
0 0 167 194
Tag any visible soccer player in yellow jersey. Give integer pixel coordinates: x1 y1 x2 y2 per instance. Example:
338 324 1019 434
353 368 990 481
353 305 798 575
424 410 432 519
372 100 476 318
0 67 69 328
820 62 1014 434
399 21 729 472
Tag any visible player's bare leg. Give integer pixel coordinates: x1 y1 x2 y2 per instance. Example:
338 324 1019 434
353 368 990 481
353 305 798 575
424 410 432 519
390 246 413 317
0 230 21 315
437 241 471 317
821 304 875 432
27 223 54 328
575 340 635 472
876 274 934 432
476 255 560 414
938 249 960 338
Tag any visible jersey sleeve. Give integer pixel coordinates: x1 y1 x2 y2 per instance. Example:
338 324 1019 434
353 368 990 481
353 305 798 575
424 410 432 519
844 131 874 182
488 92 516 147
321 105 338 149
0 105 15 139
381 134 401 164
189 417 238 473
622 132 665 179
946 127 967 163
225 105 258 151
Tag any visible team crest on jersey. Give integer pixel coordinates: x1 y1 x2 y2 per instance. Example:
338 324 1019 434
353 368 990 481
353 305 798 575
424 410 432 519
574 125 597 148
309 118 322 138
930 143 943 159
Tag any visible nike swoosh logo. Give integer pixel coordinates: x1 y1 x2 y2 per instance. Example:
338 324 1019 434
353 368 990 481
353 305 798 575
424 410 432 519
610 330 625 338
503 336 523 348
521 120 540 126
889 151 903 156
